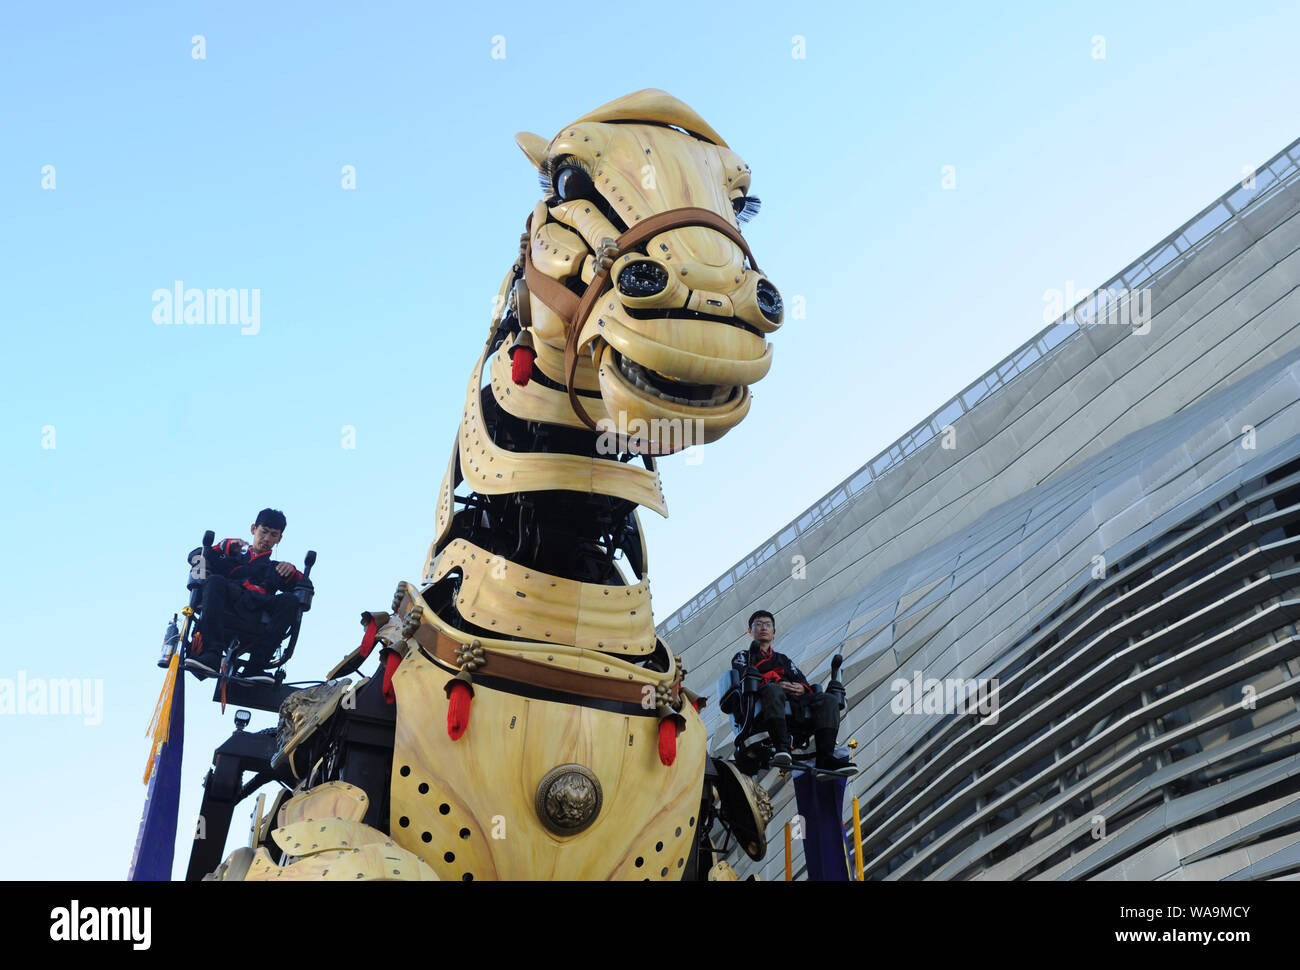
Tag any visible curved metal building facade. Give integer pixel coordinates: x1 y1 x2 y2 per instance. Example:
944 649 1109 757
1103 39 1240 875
664 137 1300 880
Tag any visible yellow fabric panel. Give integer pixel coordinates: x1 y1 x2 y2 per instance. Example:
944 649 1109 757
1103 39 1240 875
387 645 705 880
273 818 392 856
458 350 667 516
583 310 771 386
568 87 730 148
489 342 606 430
531 329 601 391
430 538 655 655
242 842 439 881
277 781 369 827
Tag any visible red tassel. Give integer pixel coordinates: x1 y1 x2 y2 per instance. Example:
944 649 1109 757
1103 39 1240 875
381 649 401 705
658 717 677 766
511 346 535 386
358 619 378 659
447 680 472 740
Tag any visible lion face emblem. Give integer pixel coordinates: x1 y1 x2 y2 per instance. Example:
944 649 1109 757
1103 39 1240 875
536 765 603 834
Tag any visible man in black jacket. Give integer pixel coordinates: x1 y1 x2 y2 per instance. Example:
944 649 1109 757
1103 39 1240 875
732 609 853 775
187 508 307 678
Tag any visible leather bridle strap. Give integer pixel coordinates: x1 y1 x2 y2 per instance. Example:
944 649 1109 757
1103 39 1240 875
521 205 760 443
522 223 582 329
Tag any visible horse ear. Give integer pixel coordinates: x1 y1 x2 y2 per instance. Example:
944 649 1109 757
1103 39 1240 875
515 132 549 170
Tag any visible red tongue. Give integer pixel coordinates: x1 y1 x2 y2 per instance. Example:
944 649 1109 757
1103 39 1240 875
381 650 402 705
447 680 472 740
658 718 677 766
358 619 377 658
511 346 535 386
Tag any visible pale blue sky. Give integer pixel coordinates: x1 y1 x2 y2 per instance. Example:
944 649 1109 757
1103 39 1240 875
1 0 1296 879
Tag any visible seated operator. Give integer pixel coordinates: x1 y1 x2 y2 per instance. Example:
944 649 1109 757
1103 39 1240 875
731 609 853 775
187 508 308 678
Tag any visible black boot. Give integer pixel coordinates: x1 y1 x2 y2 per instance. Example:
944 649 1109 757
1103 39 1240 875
769 718 793 768
815 728 855 775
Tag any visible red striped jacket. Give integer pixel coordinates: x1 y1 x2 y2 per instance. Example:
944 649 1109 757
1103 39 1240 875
190 539 302 600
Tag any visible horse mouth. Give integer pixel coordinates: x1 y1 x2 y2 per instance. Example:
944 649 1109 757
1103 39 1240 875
582 309 765 449
613 351 740 408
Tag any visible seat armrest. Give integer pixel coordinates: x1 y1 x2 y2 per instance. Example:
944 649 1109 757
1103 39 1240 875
717 668 742 716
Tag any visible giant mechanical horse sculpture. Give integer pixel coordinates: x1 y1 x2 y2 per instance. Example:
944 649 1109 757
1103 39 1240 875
206 89 783 881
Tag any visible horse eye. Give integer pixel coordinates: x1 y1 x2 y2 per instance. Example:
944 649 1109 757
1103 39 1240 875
731 194 761 225
555 164 594 202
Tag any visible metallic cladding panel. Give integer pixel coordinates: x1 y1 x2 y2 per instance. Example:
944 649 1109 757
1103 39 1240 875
667 141 1300 880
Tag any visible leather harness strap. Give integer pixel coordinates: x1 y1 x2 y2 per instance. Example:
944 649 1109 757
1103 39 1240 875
522 234 581 329
521 205 760 450
411 623 654 709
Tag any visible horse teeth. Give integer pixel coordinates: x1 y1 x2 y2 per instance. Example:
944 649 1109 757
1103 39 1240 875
614 353 737 408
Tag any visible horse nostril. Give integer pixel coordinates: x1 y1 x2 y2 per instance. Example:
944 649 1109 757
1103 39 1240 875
617 260 669 298
756 279 783 324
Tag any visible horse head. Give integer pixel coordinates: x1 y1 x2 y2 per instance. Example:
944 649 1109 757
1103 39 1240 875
514 89 783 455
